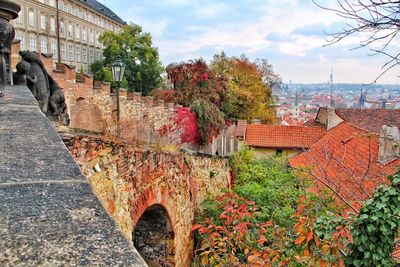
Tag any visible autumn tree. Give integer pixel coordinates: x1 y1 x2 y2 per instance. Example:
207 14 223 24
315 0 400 80
91 23 163 94
160 59 227 147
210 53 274 123
165 59 227 107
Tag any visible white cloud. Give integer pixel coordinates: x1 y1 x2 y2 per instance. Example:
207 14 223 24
193 3 232 17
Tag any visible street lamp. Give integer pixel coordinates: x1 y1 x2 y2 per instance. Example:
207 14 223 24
112 56 126 125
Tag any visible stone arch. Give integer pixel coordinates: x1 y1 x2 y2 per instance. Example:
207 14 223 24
133 204 175 267
131 186 184 266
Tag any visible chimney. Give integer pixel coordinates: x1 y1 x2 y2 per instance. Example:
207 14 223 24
378 125 400 164
326 107 343 130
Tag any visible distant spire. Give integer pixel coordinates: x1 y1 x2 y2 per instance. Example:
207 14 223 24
359 88 366 108
294 89 299 106
330 68 334 107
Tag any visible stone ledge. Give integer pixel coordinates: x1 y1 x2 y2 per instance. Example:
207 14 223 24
0 85 146 266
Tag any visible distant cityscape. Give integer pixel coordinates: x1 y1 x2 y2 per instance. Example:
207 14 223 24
275 82 400 126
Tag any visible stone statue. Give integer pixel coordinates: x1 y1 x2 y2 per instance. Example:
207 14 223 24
18 50 68 119
19 50 50 113
48 77 67 115
13 61 37 86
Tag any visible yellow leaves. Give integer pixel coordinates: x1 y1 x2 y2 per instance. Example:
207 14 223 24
321 244 330 254
247 254 265 266
200 254 209 266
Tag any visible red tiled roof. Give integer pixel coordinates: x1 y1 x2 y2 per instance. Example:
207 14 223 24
335 108 400 134
304 119 325 128
289 122 400 207
235 120 247 137
245 125 326 149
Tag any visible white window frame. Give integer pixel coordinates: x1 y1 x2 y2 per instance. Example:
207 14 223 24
40 14 46 30
28 9 35 27
30 35 37 51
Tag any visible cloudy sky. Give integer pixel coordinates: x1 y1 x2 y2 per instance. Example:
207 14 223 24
104 0 400 84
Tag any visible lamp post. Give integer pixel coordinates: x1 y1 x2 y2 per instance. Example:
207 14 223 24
112 56 126 133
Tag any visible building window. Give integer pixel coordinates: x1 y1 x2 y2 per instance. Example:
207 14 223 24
58 1 64 11
69 45 74 61
95 50 100 60
30 35 36 51
76 47 81 62
61 43 66 60
49 0 56 7
59 19 65 35
50 17 55 32
82 48 87 62
50 39 57 58
95 32 100 46
16 31 25 50
75 24 80 39
16 8 24 24
82 27 87 42
89 49 94 63
40 37 48 53
28 9 35 27
68 22 73 38
40 14 46 30
89 29 94 44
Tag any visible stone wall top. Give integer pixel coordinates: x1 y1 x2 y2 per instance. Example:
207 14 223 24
0 85 146 265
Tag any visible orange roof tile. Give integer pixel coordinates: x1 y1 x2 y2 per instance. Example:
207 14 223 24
245 125 326 149
289 122 400 207
335 109 400 134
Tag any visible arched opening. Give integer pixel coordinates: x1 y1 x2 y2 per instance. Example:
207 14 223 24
133 204 175 267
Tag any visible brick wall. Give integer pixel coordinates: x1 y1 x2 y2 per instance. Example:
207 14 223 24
11 43 176 137
62 133 231 266
11 43 239 155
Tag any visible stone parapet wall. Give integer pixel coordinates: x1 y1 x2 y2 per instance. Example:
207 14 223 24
0 85 146 266
61 133 231 266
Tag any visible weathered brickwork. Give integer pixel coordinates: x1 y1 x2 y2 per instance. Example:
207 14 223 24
62 133 231 266
11 43 176 136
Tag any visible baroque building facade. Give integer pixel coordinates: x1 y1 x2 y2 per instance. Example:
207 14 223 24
11 0 125 71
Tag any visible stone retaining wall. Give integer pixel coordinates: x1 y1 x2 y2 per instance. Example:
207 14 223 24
62 133 231 266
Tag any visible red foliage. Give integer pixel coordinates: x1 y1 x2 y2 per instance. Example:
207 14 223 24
192 192 288 266
174 107 199 145
158 107 200 146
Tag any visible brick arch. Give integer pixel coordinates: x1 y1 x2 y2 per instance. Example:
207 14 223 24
131 186 177 232
131 186 181 266
133 203 175 266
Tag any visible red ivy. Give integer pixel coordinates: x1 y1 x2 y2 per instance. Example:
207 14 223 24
158 107 200 146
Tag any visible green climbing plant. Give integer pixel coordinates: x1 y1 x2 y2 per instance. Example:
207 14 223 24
346 172 400 267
